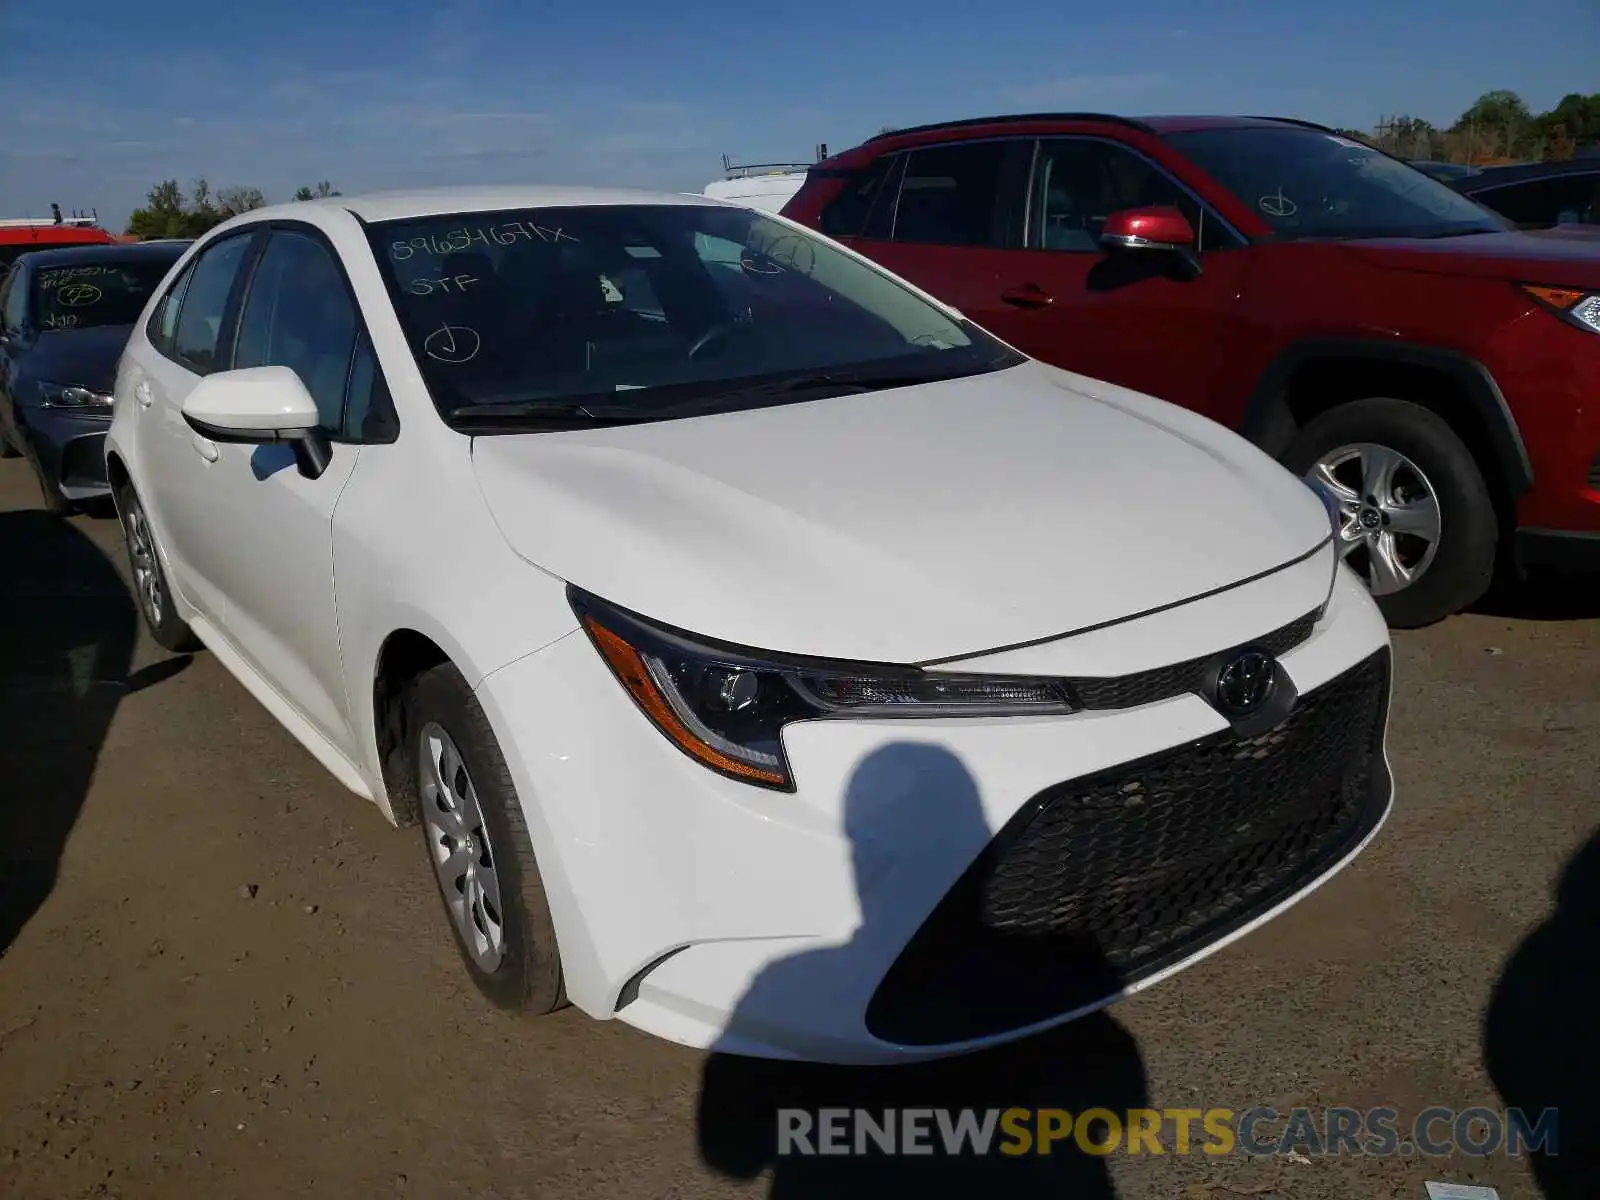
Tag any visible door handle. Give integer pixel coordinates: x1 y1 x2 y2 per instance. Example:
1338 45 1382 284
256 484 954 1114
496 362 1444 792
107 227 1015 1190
135 381 154 408
191 434 219 463
1000 284 1054 309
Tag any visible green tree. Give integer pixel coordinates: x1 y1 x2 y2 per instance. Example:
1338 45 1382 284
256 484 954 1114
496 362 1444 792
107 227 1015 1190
292 181 340 201
125 178 270 239
1453 90 1536 160
125 179 190 240
1538 92 1600 157
216 185 266 217
1373 116 1437 159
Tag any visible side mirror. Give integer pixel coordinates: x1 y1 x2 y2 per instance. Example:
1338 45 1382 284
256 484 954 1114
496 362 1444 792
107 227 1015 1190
1100 206 1202 280
1100 206 1196 252
181 365 332 480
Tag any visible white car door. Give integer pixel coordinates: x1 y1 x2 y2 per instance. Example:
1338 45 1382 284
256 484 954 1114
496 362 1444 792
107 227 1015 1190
173 225 373 754
130 229 258 623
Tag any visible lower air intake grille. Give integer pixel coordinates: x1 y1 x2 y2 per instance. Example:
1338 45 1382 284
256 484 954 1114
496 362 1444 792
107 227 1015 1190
1588 451 1600 490
865 648 1391 1046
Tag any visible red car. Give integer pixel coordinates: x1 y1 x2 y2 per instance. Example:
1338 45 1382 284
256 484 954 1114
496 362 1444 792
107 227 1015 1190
0 217 117 272
782 114 1600 627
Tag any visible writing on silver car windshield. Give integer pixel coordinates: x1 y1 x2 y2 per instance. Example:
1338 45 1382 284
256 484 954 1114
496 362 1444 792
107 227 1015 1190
369 204 1020 430
31 261 173 331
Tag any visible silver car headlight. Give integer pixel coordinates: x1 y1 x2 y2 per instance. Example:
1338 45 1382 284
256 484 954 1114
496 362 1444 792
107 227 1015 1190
569 587 1079 791
38 381 113 409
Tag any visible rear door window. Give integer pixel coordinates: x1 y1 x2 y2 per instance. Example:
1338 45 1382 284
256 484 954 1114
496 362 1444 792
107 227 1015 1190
819 154 900 238
890 142 1010 247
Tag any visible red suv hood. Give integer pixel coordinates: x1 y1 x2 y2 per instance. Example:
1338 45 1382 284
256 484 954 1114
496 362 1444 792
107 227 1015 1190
1342 231 1600 288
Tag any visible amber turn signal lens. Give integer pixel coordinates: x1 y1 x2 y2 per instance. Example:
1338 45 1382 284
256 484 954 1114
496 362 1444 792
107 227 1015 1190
581 616 787 786
1521 284 1585 310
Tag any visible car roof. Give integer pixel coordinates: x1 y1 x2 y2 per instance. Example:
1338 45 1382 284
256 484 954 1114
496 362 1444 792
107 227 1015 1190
264 185 725 225
859 112 1337 148
12 240 190 269
0 225 117 246
1138 115 1338 134
1454 158 1600 190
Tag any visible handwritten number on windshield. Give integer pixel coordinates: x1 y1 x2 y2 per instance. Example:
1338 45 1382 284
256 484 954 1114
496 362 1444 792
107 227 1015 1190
392 222 579 261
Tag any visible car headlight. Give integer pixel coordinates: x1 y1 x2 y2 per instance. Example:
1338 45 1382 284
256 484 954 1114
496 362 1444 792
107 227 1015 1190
38 381 113 409
1521 285 1600 336
569 587 1078 791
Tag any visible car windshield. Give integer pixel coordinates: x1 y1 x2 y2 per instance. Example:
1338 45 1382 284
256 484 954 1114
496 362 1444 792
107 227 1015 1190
368 203 1023 429
30 259 176 331
1165 128 1510 240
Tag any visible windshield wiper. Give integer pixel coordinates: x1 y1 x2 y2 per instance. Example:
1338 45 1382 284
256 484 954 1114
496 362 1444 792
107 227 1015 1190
446 399 648 427
674 366 985 414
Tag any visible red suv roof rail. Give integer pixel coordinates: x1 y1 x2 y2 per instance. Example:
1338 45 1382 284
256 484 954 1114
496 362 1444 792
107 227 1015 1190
864 112 1156 144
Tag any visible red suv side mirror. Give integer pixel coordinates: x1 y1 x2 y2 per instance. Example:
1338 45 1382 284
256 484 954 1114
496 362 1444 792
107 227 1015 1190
1100 206 1196 252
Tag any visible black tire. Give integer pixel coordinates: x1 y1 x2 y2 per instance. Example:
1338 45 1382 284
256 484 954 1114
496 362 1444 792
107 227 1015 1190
406 662 567 1014
0 427 19 459
116 484 201 652
1283 397 1498 628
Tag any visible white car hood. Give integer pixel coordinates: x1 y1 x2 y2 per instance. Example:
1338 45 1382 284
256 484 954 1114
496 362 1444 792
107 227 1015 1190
470 362 1332 664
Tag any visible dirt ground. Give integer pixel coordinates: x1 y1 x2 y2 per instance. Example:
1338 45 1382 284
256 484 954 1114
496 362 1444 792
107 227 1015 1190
1 457 1597 1200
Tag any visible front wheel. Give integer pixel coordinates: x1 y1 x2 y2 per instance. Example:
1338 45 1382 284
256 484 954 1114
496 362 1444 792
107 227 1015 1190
407 663 567 1014
117 485 201 652
1285 397 1497 628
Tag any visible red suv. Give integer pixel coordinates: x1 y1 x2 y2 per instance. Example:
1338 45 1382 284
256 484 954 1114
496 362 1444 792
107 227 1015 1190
782 114 1600 627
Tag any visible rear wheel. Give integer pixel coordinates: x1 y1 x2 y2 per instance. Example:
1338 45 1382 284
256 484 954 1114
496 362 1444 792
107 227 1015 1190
407 663 566 1014
1285 397 1497 628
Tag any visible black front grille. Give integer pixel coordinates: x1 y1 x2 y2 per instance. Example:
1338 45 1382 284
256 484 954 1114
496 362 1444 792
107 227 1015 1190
866 648 1391 1046
1067 608 1318 710
1587 451 1600 491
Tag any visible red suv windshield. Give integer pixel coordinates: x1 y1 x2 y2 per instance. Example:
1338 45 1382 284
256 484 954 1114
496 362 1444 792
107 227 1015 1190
1166 127 1508 240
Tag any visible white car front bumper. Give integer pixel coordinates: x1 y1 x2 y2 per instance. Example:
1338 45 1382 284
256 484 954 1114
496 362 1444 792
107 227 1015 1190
474 562 1392 1064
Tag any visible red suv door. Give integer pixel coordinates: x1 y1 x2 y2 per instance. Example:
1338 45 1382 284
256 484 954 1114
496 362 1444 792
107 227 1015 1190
987 137 1255 420
831 137 1037 340
818 132 1257 424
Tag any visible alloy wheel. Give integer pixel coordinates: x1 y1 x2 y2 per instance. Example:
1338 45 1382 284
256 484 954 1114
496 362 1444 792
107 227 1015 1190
419 722 506 972
1306 442 1443 597
124 500 165 627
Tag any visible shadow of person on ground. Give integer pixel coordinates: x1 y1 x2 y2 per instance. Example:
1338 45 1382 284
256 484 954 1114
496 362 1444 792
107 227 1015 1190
697 742 1147 1199
1483 827 1600 1197
0 510 188 958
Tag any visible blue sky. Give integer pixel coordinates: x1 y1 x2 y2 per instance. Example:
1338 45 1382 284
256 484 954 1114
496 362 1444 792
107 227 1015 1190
1 0 1594 231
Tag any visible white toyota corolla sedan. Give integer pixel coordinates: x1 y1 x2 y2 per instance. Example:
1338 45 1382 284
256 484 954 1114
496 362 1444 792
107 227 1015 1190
105 185 1392 1064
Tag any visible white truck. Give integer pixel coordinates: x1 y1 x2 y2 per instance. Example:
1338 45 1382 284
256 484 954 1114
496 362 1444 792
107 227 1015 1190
702 149 826 214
